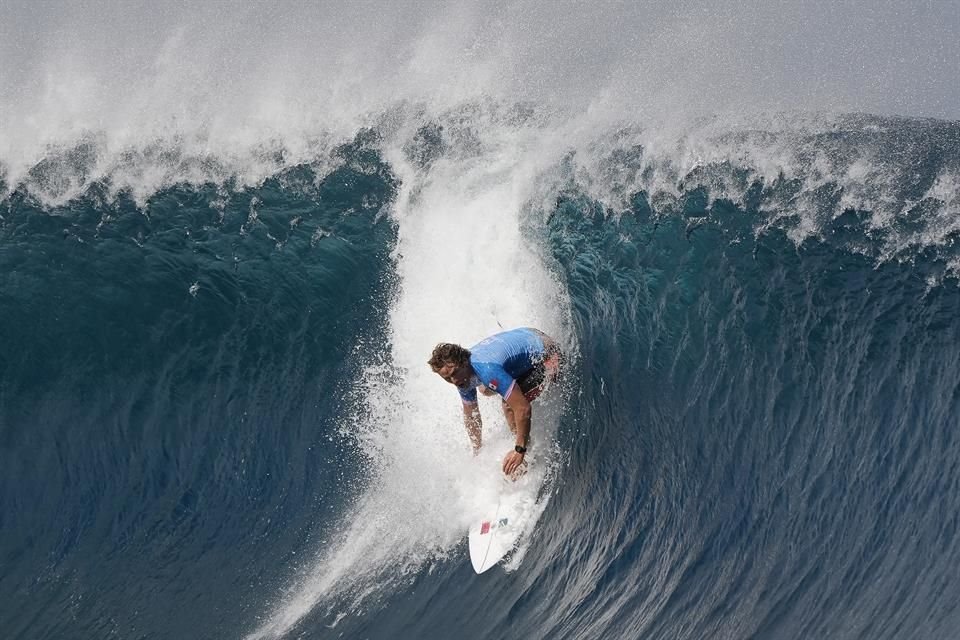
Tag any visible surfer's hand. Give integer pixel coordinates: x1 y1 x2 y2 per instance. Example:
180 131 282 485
503 450 525 476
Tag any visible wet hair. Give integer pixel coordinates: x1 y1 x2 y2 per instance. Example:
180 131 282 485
428 343 471 370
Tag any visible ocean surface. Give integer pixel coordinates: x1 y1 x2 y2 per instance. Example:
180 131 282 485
3 103 960 640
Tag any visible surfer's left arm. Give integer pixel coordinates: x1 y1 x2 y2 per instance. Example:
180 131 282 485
501 387 531 475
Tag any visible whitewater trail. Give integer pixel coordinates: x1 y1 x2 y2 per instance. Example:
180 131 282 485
246 116 574 640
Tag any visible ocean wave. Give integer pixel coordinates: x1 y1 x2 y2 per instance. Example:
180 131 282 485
3 104 960 639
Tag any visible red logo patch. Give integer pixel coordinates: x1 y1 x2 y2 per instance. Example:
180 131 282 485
489 379 499 390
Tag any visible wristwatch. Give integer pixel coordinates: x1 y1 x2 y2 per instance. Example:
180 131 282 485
514 445 527 454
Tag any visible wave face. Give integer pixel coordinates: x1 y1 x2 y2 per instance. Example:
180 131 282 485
3 107 960 640
0 139 398 639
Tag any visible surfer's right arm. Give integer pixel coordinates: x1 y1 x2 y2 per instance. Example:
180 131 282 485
462 402 482 454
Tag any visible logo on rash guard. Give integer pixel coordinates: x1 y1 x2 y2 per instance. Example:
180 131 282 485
489 379 499 390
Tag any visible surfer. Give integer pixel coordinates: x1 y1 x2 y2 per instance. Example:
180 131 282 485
428 327 564 476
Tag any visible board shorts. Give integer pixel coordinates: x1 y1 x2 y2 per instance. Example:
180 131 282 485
515 342 564 402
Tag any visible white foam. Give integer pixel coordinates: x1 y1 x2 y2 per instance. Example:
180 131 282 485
4 0 957 203
245 108 575 640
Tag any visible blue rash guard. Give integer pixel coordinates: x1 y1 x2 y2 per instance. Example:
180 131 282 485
458 328 546 404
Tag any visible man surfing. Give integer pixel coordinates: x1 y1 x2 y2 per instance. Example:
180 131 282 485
428 327 564 476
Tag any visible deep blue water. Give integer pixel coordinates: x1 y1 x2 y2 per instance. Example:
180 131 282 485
3 113 960 639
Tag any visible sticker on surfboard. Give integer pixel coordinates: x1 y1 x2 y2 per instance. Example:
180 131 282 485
479 518 509 534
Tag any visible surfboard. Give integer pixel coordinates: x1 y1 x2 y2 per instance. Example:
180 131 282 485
467 482 533 573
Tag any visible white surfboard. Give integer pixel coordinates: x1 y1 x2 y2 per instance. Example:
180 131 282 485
468 480 536 573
